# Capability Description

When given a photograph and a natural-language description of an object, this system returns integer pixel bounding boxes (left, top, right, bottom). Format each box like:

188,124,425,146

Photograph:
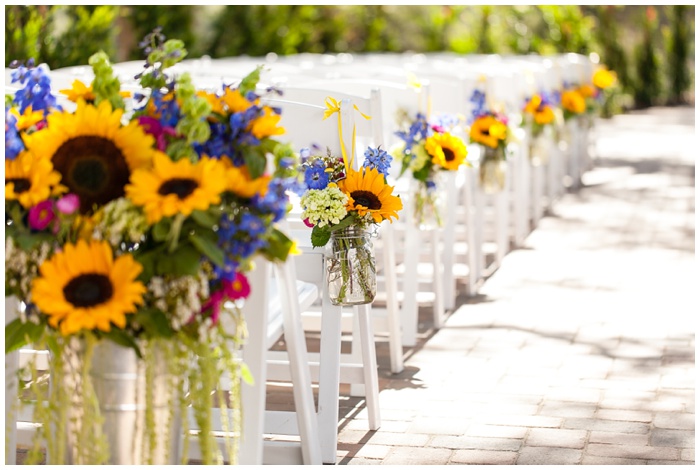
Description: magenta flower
137,116,177,151
303,217,315,228
200,272,252,325
28,200,56,231
228,272,251,300
56,194,80,214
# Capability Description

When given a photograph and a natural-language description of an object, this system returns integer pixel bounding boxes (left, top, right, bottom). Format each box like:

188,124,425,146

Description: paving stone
681,448,695,461
586,443,680,460
516,446,583,464
525,428,588,449
382,447,452,465
595,408,653,422
539,401,597,418
476,414,563,428
563,418,650,434
430,435,522,451
653,412,695,430
650,428,695,448
406,417,469,435
581,455,648,465
464,424,528,439
646,460,694,465
450,449,517,465
589,430,649,446
363,432,430,447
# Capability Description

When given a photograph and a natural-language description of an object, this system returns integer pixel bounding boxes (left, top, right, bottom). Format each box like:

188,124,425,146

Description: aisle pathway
336,107,695,465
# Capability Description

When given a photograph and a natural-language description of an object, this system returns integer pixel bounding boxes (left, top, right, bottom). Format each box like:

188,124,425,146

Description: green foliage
668,5,692,104
89,51,125,110
48,6,118,67
634,7,662,108
5,6,56,66
124,6,195,59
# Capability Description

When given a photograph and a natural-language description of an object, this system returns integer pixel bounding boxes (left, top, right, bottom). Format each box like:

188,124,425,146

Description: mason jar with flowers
391,112,469,229
522,92,558,166
468,90,512,194
298,146,402,306
5,30,297,465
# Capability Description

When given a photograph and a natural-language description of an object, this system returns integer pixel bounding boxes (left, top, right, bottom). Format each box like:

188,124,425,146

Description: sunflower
222,88,257,114
425,132,468,171
22,100,156,214
9,106,45,131
249,106,285,139
5,151,66,208
126,151,227,223
338,167,402,223
197,90,225,116
31,239,146,336
561,90,586,114
470,115,507,149
593,68,616,89
221,158,271,198
59,80,131,103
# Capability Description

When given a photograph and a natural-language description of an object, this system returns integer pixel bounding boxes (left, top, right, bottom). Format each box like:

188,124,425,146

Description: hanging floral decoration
5,28,298,465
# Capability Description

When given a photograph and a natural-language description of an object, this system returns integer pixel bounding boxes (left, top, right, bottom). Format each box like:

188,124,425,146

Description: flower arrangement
5,29,297,465
391,111,468,228
560,85,587,120
468,90,512,192
522,92,559,165
298,145,402,305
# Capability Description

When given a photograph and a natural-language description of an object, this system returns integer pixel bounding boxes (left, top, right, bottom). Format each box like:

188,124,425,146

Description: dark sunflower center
6,178,31,194
442,147,456,161
63,273,114,308
52,136,130,214
480,128,491,137
351,190,382,210
158,178,198,199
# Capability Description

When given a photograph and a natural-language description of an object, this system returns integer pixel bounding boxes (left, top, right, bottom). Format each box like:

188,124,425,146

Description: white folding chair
260,96,383,463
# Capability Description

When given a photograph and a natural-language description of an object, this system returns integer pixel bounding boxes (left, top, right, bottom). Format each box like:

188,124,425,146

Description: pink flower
28,200,56,231
200,273,252,325
138,116,178,151
228,272,251,300
56,194,80,214
303,217,315,228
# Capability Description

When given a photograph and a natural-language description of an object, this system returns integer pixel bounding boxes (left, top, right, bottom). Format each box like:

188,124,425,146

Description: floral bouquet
522,92,558,165
297,146,402,305
591,66,618,118
391,111,468,229
5,29,297,465
560,84,587,121
468,90,513,193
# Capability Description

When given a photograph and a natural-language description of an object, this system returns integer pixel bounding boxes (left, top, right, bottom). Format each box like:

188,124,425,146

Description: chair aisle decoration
4,31,298,465
298,143,403,306
392,111,470,230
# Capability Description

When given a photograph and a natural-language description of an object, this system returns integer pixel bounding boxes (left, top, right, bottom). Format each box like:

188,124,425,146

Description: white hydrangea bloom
300,186,348,228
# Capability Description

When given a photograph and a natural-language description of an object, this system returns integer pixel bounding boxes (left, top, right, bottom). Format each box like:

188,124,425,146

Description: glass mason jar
325,226,376,306
478,145,507,194
529,127,551,166
411,174,447,230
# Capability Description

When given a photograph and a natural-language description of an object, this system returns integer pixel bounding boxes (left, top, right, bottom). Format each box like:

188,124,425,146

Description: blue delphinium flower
468,89,488,123
396,113,429,148
5,109,24,160
11,62,58,114
251,179,289,223
304,159,330,190
362,146,392,176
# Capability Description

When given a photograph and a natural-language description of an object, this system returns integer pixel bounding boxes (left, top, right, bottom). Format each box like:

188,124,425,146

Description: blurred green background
5,5,695,111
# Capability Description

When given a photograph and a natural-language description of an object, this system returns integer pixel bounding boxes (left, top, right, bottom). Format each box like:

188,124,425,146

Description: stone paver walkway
336,107,695,465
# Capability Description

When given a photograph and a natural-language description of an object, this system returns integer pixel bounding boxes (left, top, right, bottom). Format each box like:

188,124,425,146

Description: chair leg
431,229,445,329
380,224,404,374
273,260,322,465
355,304,381,431
317,281,343,464
442,172,458,311
238,261,270,465
401,218,420,347
5,296,19,465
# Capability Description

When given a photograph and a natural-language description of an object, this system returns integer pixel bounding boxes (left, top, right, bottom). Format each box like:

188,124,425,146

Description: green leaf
189,234,225,267
102,329,143,359
238,65,263,96
134,246,164,282
190,209,220,229
242,146,267,179
310,225,331,248
14,233,54,251
134,308,175,339
5,319,45,354
240,362,254,385
156,244,202,276
152,218,171,242
260,227,294,262
328,215,356,233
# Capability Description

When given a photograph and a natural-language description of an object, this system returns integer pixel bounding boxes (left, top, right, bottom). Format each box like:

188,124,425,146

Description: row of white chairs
5,51,595,465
